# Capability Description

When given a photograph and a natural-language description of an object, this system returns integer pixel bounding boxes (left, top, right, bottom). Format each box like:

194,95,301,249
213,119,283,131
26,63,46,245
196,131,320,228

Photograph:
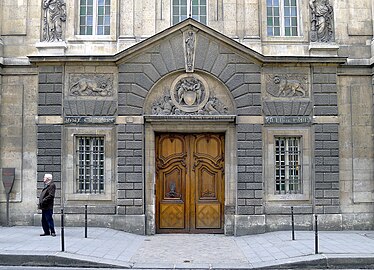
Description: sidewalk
1,226,374,269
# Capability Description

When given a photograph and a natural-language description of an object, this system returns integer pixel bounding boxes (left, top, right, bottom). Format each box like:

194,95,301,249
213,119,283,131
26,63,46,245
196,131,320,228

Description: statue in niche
42,0,66,42
185,31,195,72
309,0,334,42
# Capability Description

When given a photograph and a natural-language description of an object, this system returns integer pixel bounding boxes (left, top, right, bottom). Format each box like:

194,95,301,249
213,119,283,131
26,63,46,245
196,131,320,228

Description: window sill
68,35,115,42
267,193,310,201
66,193,112,201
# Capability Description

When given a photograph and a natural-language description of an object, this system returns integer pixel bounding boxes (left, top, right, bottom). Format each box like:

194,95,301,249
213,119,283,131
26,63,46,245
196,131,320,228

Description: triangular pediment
114,18,264,65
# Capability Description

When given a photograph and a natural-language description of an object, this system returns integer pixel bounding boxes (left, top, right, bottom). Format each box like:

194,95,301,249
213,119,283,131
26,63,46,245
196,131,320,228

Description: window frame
64,127,115,202
274,136,302,194
171,0,207,25
266,0,300,37
69,0,116,41
264,127,311,202
79,0,111,36
75,135,105,194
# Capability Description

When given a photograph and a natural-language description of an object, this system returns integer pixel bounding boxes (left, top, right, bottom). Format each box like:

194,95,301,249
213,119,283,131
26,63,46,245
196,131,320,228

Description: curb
0,254,126,269
1,254,374,269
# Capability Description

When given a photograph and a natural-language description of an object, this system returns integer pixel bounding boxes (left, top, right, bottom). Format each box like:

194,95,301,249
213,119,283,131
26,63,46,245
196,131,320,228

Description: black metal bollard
314,214,318,254
84,204,88,238
61,208,65,252
291,206,295,240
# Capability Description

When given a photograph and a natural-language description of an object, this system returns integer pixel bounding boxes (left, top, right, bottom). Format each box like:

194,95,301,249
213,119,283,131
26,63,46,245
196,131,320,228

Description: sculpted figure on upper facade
42,0,66,42
185,31,195,72
309,0,334,42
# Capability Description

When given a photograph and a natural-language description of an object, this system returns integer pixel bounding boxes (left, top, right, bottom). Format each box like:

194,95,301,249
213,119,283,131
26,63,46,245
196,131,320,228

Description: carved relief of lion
70,78,111,96
273,76,306,97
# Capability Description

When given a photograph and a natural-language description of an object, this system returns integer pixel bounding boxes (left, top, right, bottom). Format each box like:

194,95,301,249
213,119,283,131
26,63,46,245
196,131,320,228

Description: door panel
156,133,224,233
156,134,188,232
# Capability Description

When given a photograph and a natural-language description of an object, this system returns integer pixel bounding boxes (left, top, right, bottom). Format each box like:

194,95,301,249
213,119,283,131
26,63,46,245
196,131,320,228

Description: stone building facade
0,0,373,235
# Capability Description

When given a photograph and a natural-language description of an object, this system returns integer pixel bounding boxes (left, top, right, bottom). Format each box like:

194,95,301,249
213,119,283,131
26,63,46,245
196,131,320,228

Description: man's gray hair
44,173,52,180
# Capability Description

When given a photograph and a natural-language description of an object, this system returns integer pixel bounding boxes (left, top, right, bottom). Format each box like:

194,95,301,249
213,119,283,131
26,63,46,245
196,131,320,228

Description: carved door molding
156,133,225,233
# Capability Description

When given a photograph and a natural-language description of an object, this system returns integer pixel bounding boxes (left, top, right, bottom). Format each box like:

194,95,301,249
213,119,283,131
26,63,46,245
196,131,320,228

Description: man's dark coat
38,182,56,210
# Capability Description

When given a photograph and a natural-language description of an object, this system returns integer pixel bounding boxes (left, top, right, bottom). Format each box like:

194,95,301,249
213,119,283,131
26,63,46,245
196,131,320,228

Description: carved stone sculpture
309,0,334,42
266,74,308,98
184,30,195,72
273,76,306,97
69,75,113,97
42,0,66,42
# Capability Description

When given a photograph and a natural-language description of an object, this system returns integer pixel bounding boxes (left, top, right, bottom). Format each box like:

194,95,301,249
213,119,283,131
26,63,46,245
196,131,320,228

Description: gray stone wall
313,66,339,214
37,66,63,205
314,124,340,214
38,66,63,116
117,124,144,215
313,67,338,116
237,124,263,215
37,124,62,205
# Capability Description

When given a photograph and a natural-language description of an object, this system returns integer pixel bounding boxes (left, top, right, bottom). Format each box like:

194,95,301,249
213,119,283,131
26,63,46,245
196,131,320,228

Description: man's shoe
51,233,56,237
40,233,50,236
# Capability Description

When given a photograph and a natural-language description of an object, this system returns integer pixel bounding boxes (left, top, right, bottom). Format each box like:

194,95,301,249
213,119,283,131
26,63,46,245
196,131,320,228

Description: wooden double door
156,133,225,233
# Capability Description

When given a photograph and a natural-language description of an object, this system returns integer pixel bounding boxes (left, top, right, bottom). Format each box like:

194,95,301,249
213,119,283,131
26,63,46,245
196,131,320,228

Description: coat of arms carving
151,74,228,116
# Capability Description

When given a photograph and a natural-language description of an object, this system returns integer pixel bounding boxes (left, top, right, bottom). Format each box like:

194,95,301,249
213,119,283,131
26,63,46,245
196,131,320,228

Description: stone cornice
28,19,347,66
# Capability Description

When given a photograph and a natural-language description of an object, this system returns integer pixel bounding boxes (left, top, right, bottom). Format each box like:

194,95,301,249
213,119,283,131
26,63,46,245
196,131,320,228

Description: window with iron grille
267,0,299,36
76,136,105,193
275,137,301,194
172,0,207,25
79,0,110,35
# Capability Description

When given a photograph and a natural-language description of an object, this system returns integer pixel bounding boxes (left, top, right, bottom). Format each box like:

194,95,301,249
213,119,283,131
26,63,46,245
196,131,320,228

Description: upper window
267,0,299,36
76,136,105,194
79,0,110,35
275,137,301,194
172,0,207,25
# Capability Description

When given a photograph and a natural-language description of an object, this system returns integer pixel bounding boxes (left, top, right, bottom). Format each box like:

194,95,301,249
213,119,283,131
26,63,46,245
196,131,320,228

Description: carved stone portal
69,74,114,97
151,74,228,116
266,74,308,98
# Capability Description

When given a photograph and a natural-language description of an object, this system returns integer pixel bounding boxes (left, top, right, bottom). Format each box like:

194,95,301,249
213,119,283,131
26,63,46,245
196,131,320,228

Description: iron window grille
172,0,207,25
275,136,302,194
267,0,299,36
79,0,110,35
76,136,105,194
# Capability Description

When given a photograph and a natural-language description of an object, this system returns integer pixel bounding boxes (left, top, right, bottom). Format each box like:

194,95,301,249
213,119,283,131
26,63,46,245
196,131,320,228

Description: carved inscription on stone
69,74,114,97
266,74,308,98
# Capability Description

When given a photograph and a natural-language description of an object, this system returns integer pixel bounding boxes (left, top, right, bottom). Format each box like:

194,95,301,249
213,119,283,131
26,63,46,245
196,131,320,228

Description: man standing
38,173,56,236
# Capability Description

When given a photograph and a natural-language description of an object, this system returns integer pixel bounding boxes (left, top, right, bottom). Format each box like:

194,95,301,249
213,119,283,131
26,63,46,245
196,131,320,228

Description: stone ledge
309,43,339,57
35,41,67,56
144,115,236,122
